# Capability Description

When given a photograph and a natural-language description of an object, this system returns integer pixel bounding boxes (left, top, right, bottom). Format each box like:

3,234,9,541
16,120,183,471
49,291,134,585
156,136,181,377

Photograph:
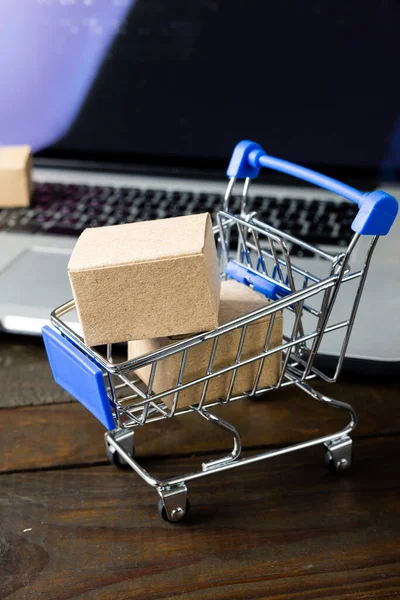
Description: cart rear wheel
158,498,190,523
324,436,352,473
325,450,352,472
106,445,132,469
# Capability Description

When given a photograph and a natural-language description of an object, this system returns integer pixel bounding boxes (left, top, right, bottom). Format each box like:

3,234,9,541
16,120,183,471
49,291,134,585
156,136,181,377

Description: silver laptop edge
1,165,399,365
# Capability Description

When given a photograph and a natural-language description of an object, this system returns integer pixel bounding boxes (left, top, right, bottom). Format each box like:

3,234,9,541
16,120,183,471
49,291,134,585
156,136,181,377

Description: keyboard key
287,224,303,236
118,186,140,196
9,223,41,234
302,234,332,245
45,224,82,236
35,193,52,205
291,244,315,258
338,224,352,237
105,216,119,226
1,181,350,250
251,196,269,210
86,217,109,228
315,223,333,235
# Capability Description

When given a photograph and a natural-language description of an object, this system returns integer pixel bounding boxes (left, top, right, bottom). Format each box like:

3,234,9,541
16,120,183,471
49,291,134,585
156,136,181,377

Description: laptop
0,1,399,369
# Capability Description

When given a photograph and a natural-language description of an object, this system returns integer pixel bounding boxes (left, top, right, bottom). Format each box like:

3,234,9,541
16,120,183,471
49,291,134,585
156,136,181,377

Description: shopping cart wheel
324,436,352,472
105,431,135,470
158,498,190,523
106,445,131,469
158,484,190,523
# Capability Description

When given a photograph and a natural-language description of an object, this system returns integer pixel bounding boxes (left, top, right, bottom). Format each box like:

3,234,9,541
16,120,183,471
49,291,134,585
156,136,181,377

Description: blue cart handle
227,140,398,236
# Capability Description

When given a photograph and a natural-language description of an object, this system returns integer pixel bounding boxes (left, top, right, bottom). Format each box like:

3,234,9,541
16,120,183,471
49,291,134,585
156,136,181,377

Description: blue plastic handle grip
227,140,398,236
42,325,115,430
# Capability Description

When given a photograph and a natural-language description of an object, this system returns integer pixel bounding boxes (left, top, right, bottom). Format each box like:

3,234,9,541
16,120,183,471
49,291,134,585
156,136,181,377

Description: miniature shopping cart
43,140,398,522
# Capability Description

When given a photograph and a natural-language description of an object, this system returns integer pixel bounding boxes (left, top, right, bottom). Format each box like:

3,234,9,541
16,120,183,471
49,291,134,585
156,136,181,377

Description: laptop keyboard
0,182,358,254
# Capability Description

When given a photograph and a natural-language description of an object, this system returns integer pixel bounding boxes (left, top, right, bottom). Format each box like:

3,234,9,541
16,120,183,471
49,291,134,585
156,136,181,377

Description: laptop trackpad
0,247,72,308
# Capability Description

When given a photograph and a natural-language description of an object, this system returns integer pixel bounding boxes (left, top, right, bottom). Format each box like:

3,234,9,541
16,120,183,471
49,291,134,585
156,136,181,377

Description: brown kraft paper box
128,279,283,409
0,145,32,207
68,213,220,346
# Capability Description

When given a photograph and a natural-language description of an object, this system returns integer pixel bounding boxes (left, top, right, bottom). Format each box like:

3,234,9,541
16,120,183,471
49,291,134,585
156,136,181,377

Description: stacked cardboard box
68,213,282,409
128,279,282,409
68,213,220,346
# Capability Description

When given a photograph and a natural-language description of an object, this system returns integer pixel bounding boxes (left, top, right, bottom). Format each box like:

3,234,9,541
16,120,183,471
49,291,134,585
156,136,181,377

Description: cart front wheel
106,445,132,469
158,498,190,523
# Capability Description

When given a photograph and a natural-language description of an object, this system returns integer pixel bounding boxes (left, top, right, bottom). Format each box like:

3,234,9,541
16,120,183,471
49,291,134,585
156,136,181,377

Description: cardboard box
68,213,220,346
0,145,32,207
128,279,283,409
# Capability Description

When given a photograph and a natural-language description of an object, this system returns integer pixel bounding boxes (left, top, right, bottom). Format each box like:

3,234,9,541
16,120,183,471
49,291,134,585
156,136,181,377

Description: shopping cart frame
44,140,398,522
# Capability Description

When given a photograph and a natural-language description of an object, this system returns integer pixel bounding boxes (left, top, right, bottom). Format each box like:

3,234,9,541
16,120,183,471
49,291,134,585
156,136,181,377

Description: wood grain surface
0,335,399,599
0,334,70,408
1,436,399,600
1,375,399,473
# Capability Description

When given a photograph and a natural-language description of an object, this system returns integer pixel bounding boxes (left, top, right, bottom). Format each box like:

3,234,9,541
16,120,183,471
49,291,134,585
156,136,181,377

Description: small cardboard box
128,279,283,409
0,145,32,207
68,213,220,346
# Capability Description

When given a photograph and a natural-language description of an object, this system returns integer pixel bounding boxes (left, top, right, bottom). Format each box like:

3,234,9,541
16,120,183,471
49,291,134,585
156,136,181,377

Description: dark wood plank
0,436,399,599
0,334,70,408
0,402,105,472
1,376,400,473
0,331,398,417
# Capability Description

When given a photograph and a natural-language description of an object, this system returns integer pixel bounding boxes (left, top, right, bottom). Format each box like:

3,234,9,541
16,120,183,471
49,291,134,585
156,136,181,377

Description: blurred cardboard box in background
0,145,32,208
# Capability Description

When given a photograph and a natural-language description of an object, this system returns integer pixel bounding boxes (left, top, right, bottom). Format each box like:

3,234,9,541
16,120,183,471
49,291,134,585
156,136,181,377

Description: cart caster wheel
324,436,352,473
158,498,190,523
324,450,351,472
106,445,132,469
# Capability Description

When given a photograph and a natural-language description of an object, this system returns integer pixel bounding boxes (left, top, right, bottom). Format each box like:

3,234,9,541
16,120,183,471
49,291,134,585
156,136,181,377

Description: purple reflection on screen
0,0,134,151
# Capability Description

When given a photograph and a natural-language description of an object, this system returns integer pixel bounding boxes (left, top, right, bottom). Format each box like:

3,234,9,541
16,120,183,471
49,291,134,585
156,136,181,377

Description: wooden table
1,333,399,599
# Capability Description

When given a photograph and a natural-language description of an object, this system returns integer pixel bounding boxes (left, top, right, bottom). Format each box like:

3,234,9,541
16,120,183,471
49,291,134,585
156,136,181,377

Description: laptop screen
2,1,400,180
